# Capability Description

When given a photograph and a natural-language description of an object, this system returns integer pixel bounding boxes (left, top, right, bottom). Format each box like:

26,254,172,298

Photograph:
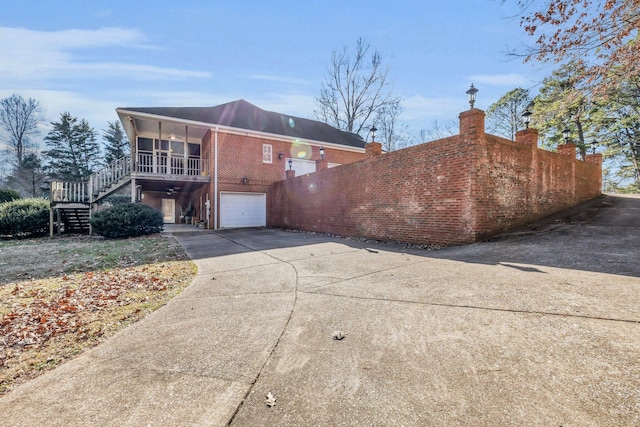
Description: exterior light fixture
242,176,248,184
562,128,570,144
278,152,283,160
466,84,479,109
288,158,293,170
522,108,532,129
370,126,377,143
319,146,325,160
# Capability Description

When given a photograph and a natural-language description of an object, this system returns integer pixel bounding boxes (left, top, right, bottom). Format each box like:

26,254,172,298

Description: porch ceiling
118,111,210,142
136,179,208,194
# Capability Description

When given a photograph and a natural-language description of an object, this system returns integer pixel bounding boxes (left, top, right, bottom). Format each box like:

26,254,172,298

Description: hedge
90,203,164,239
0,198,50,238
0,189,21,204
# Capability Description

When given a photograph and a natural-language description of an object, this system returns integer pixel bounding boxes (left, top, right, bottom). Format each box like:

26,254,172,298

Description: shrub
90,203,164,239
0,198,50,238
100,194,131,206
0,189,21,204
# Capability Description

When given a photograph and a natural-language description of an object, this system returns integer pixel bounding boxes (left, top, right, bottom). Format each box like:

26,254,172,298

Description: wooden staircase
50,155,132,235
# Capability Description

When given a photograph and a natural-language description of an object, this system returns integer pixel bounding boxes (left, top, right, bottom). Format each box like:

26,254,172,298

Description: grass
0,233,197,395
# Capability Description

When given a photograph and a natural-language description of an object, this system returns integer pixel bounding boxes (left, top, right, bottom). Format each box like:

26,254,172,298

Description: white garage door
220,192,266,228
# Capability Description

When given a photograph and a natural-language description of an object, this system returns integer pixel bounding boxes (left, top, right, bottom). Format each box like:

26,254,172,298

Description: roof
120,99,366,149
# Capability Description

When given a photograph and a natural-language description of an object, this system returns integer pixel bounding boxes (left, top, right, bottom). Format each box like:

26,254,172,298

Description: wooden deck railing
136,153,209,176
89,155,132,198
50,152,210,204
50,181,89,203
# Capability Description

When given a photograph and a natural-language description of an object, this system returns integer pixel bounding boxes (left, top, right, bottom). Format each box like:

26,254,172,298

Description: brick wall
268,109,602,246
203,129,365,228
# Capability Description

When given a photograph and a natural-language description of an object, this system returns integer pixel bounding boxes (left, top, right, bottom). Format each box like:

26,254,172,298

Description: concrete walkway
1,194,639,426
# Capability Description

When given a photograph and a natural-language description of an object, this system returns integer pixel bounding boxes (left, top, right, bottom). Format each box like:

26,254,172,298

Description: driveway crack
214,235,300,426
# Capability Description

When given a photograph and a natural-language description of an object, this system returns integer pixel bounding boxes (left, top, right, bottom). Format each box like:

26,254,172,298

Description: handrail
50,152,209,204
89,154,132,199
135,153,209,176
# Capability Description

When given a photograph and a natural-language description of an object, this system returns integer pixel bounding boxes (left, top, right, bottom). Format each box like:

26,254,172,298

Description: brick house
50,101,601,246
114,99,366,229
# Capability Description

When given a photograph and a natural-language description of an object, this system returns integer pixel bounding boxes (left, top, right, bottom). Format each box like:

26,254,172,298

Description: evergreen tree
531,61,591,160
591,74,640,190
102,121,129,164
43,112,100,181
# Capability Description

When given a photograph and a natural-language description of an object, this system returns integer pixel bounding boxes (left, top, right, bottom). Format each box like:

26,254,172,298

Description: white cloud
0,88,127,147
0,26,210,81
469,73,530,87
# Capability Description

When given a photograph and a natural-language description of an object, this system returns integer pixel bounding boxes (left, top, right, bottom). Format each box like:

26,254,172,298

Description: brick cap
515,128,538,146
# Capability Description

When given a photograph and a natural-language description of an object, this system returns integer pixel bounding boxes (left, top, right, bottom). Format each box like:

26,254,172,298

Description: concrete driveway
1,194,639,426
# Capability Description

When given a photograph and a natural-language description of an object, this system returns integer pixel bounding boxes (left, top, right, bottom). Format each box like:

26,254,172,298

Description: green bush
90,203,164,239
0,198,50,238
0,189,21,204
100,194,132,206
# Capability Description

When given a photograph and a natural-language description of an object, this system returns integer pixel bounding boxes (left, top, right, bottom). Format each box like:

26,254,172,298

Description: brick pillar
585,153,603,165
316,159,328,171
585,153,603,194
459,108,485,142
557,143,577,158
286,169,296,179
365,142,382,157
515,128,538,147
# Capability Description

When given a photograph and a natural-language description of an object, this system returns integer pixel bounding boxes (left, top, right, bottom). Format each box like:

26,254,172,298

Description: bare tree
7,152,47,197
486,88,533,140
314,37,401,137
0,94,43,167
422,119,458,141
375,99,412,151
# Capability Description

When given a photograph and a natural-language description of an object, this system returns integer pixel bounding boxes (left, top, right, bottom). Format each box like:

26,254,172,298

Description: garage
220,192,266,228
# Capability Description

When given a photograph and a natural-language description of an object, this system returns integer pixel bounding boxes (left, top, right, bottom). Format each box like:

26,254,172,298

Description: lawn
0,233,197,395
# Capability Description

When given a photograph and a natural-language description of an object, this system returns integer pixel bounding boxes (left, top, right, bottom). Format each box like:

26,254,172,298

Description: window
263,144,273,163
171,140,184,155
138,137,153,152
188,143,201,157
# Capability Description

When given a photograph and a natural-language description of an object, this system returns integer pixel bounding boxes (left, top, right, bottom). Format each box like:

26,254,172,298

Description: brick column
585,153,603,194
585,153,603,165
459,108,485,143
515,128,538,147
557,143,577,158
286,169,296,179
316,159,328,171
365,142,382,157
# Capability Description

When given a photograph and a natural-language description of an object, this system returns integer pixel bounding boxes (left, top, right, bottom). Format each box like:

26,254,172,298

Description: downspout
214,127,219,230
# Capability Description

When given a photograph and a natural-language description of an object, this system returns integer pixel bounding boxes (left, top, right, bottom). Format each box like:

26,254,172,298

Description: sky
0,0,554,147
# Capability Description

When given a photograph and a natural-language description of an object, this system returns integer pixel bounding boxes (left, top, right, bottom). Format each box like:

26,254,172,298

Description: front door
161,199,175,223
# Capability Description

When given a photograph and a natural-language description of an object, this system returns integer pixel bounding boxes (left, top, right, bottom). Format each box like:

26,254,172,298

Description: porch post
131,177,136,202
